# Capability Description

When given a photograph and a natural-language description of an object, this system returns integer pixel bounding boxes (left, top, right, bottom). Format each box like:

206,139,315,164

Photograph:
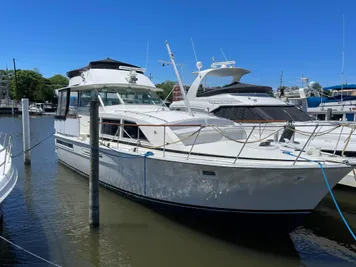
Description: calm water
0,116,355,267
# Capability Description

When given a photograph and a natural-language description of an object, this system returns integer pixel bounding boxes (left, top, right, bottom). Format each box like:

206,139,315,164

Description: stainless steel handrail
96,120,355,165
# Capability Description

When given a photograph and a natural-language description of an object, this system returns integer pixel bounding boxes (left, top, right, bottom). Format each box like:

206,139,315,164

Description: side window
79,91,91,107
101,119,120,136
123,120,148,141
55,88,70,120
317,114,326,120
331,114,343,121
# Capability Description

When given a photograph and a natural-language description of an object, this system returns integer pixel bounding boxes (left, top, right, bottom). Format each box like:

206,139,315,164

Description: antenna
190,37,203,72
190,37,198,63
165,40,193,116
145,40,149,71
158,60,185,82
220,48,228,61
341,14,345,102
280,71,283,87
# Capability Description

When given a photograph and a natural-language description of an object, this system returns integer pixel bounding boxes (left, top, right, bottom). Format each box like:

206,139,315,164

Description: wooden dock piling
89,99,100,227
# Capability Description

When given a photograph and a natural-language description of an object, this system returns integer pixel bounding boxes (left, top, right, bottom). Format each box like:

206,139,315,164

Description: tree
48,74,69,89
10,69,46,101
155,80,176,102
2,69,68,103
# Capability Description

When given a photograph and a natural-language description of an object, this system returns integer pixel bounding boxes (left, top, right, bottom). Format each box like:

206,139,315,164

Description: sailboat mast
165,40,193,116
341,14,345,102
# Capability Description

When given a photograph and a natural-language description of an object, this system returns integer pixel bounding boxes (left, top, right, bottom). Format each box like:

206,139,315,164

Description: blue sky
1,0,355,90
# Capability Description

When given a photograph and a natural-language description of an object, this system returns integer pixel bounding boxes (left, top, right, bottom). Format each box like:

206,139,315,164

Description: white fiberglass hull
338,171,356,188
0,147,18,205
55,135,351,215
241,122,356,188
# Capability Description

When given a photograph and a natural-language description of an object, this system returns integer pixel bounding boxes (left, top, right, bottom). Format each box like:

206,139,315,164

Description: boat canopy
67,58,143,78
197,82,273,97
323,84,356,90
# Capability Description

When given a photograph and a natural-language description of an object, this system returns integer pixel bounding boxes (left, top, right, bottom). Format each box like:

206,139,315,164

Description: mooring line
0,235,62,267
283,151,356,241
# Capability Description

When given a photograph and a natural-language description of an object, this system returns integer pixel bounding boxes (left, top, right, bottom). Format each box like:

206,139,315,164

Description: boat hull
55,135,351,232
0,159,18,205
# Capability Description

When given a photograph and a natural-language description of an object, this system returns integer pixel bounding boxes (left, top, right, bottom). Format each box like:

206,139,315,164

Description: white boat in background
0,133,18,216
53,47,354,233
18,103,44,116
169,59,356,188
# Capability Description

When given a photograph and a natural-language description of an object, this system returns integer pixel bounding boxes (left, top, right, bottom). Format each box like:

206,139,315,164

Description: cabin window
70,92,79,108
101,119,120,136
213,106,312,122
97,88,161,106
331,114,343,121
56,139,73,149
317,114,326,120
79,91,92,107
55,88,70,120
99,92,122,106
123,120,148,141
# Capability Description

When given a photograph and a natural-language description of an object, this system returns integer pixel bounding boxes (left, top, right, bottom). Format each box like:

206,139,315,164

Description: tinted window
101,119,120,136
213,106,312,122
123,120,148,141
55,88,70,119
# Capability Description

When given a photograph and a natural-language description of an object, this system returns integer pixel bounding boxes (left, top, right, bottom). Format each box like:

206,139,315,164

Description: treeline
0,69,69,103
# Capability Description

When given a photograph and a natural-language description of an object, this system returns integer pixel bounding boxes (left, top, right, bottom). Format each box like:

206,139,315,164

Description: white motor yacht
54,54,354,232
169,60,356,188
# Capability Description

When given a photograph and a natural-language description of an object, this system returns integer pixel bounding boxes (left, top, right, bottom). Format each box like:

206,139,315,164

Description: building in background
172,84,190,102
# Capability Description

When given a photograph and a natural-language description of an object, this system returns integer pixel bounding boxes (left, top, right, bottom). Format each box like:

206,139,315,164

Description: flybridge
66,58,145,78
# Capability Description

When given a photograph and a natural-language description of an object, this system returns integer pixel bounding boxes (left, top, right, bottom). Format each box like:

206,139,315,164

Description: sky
1,0,356,90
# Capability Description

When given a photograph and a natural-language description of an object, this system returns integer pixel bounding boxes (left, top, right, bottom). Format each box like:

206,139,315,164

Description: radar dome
309,81,316,87
196,61,203,70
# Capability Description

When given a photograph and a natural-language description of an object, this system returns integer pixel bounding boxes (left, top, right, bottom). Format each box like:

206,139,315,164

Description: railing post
259,122,261,139
293,124,319,165
3,135,8,175
136,126,140,151
234,126,256,164
334,125,344,155
186,126,203,160
163,126,166,157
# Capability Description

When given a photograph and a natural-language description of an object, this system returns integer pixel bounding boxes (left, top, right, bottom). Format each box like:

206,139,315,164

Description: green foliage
0,68,68,103
48,74,69,89
155,80,176,102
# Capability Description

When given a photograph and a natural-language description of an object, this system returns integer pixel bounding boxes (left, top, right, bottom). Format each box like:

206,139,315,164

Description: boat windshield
213,105,313,122
99,88,162,106
75,88,163,107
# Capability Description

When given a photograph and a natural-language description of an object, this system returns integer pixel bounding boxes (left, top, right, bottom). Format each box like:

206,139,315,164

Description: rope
212,125,284,144
11,131,56,158
100,127,203,150
288,125,341,137
0,235,62,267
342,127,356,157
283,151,356,241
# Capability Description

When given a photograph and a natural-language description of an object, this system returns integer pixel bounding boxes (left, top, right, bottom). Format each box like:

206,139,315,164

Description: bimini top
67,58,143,78
323,84,356,90
197,82,273,97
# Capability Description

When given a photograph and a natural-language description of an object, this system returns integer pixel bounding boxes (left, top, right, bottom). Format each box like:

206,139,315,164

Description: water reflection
55,162,301,267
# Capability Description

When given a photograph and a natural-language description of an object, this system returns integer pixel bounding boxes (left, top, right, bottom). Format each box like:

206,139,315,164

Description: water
0,116,355,267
